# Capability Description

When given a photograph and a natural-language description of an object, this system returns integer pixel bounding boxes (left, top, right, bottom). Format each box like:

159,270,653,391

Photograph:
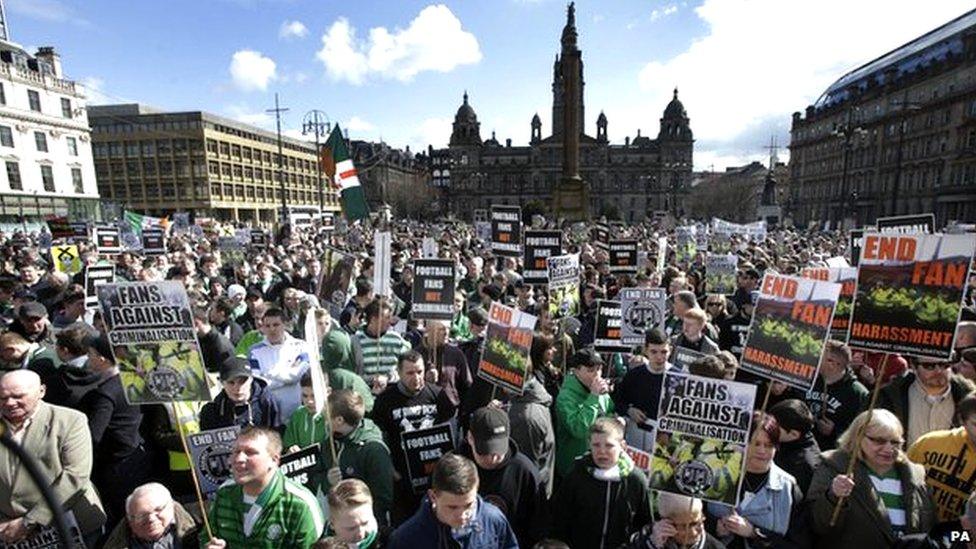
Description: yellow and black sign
51,245,82,274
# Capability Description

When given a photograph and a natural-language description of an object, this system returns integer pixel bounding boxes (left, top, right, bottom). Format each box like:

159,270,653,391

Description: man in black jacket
193,305,235,373
199,356,282,431
463,406,544,547
769,399,821,494
804,340,868,450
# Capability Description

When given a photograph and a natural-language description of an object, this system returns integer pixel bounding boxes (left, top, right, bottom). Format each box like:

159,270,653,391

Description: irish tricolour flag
324,123,369,222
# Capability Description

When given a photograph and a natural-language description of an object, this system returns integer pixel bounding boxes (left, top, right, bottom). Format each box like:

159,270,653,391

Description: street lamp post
266,94,289,225
889,97,923,217
831,108,866,229
302,110,331,216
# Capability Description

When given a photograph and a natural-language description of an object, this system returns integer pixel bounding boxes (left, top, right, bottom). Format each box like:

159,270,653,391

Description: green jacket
202,470,324,548
321,320,357,371
235,330,264,358
328,368,374,414
323,419,394,528
283,406,328,450
554,373,614,479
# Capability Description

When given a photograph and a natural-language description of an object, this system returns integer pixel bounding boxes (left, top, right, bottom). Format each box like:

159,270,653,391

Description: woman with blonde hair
807,408,935,548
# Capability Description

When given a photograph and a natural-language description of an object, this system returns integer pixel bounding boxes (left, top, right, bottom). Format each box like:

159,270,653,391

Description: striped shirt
202,470,324,548
355,329,411,383
869,469,906,533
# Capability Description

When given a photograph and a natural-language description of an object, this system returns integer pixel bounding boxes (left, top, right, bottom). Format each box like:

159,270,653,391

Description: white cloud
224,104,273,127
635,0,974,169
229,50,277,92
650,4,678,22
80,77,113,105
346,116,375,132
279,20,308,40
411,117,453,149
7,0,88,25
316,5,482,85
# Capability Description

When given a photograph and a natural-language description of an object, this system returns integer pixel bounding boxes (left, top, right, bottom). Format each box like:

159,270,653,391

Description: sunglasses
865,435,903,448
706,302,723,307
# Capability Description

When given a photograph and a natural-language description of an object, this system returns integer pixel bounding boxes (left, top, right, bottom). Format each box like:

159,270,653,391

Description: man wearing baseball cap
9,301,52,345
555,348,614,480
463,406,544,547
199,356,281,431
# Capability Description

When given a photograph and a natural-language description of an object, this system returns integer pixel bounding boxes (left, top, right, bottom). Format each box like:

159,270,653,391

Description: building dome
455,91,478,123
664,87,687,119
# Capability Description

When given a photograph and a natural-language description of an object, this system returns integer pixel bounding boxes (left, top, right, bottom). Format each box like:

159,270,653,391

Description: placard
187,426,241,497
619,288,667,346
800,267,857,342
591,224,610,251
651,372,756,506
609,240,638,275
676,226,697,264
671,346,705,371
51,245,82,275
319,248,355,321
740,273,842,390
477,302,537,394
656,237,668,273
523,230,562,284
142,227,166,256
594,299,630,353
422,237,439,259
848,233,975,358
84,265,115,309
877,213,935,235
98,281,212,404
280,443,322,490
250,229,267,248
411,259,456,321
373,231,392,298
849,229,865,267
69,222,89,243
45,216,73,240
705,254,738,295
0,511,83,548
490,205,522,257
402,423,455,493
547,254,580,319
94,225,121,255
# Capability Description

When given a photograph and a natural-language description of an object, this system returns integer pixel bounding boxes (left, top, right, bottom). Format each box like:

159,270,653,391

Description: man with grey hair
0,370,105,545
103,482,201,548
627,493,724,549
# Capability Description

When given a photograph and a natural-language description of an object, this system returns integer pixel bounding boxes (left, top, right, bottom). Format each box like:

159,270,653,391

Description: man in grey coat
507,375,555,495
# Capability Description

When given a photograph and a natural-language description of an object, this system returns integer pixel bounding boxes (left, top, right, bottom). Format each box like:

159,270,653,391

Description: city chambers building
431,4,694,222
788,8,976,230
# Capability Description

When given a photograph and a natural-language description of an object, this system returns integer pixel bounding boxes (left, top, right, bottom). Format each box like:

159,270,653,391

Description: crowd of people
0,214,975,549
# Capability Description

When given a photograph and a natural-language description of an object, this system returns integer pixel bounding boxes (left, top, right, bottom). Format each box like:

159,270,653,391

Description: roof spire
463,90,469,104
673,87,679,100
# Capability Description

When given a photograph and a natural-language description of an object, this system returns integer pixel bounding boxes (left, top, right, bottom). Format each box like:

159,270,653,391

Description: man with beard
8,301,53,345
202,427,323,548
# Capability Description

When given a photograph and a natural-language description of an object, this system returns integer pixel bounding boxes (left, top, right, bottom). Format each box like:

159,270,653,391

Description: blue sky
9,0,975,171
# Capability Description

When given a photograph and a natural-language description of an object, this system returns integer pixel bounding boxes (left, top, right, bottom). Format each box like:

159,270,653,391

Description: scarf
589,450,634,482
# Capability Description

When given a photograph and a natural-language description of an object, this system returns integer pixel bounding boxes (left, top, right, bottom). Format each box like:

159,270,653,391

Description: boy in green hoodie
283,372,329,451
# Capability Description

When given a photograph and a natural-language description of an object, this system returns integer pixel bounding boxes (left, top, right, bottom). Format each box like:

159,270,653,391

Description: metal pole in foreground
267,93,289,225
303,110,331,216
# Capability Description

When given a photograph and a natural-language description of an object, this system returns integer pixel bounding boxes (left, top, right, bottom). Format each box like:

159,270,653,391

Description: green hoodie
554,373,614,479
323,418,394,527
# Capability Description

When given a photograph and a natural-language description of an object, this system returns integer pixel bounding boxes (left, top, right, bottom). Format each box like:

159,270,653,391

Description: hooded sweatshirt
386,495,517,549
199,377,282,431
508,377,555,487
551,452,651,549
324,419,395,528
45,359,101,409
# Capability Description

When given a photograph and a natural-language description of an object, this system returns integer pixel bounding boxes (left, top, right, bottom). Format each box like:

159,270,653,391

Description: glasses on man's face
671,518,705,531
918,362,952,371
865,435,903,448
128,501,171,524
706,302,722,307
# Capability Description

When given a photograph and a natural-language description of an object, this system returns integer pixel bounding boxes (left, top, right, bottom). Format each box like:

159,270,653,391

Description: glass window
61,98,72,118
35,132,48,152
27,90,41,112
66,136,78,156
0,83,5,105
41,165,55,192
5,161,21,190
0,126,12,148
71,168,83,193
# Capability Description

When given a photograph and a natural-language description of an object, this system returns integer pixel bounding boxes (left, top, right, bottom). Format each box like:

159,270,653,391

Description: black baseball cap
470,406,510,455
467,307,489,326
219,356,253,382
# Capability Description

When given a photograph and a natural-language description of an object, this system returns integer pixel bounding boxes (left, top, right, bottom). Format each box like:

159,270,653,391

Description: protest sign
50,245,82,275
94,225,121,255
373,231,392,298
280,444,322,491
319,248,355,320
402,423,456,493
320,211,335,231
710,232,732,254
619,288,667,346
422,237,439,259
801,267,857,341
625,446,653,476
187,426,240,497
98,281,212,404
547,253,580,319
705,254,738,295
0,511,84,549
656,237,668,273
172,212,190,229
233,229,251,247
671,347,705,372
594,299,630,353
651,372,756,506
849,229,865,267
411,259,456,321
475,221,491,242
490,205,522,257
609,240,638,275
477,302,537,393
591,224,610,250
676,226,697,264
741,273,842,390
877,213,935,235
849,233,976,358
250,229,267,248
45,216,73,240
523,230,562,284
142,227,166,256
473,209,488,223
69,222,89,242
84,264,115,308
217,236,245,266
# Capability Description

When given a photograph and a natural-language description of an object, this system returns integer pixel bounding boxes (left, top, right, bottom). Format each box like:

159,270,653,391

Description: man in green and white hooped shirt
202,426,324,548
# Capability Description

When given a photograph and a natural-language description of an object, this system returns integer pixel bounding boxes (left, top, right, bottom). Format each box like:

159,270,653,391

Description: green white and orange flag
324,124,369,222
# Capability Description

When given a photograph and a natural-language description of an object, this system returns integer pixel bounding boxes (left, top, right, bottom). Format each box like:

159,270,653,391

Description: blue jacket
387,495,518,549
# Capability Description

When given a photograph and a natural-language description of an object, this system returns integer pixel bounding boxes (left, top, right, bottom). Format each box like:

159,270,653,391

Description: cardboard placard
84,265,115,309
594,299,630,353
800,267,857,342
402,423,455,493
187,426,241,497
280,443,322,491
142,227,166,256
94,225,121,255
609,240,638,275
490,205,522,257
411,259,456,321
51,245,82,275
705,254,738,295
523,230,562,284
547,254,580,319
477,302,537,394
877,213,935,235
619,288,667,346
